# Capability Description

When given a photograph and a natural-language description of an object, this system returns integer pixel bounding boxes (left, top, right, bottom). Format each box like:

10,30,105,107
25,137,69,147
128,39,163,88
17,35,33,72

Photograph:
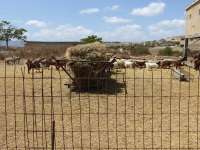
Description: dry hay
65,42,111,61
65,42,114,90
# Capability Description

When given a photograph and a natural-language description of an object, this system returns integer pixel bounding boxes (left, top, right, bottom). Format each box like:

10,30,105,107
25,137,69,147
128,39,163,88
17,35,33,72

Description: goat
193,52,200,60
173,59,183,69
26,57,45,73
145,62,159,70
134,60,146,68
160,59,174,69
50,56,67,70
113,59,125,69
194,59,200,70
5,56,20,65
124,60,134,68
160,59,183,69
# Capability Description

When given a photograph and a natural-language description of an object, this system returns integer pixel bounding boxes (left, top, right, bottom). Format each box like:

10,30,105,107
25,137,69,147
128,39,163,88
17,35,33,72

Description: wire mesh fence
0,61,200,149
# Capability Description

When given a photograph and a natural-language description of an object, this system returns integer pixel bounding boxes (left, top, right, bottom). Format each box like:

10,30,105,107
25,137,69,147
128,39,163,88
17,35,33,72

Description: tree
0,20,27,50
81,35,102,44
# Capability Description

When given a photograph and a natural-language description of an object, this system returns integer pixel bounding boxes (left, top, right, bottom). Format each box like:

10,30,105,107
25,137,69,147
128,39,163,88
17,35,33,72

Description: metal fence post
51,121,55,150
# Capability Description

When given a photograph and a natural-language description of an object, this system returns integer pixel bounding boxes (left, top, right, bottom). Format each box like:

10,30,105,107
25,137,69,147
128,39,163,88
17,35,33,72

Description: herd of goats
4,52,200,74
5,56,67,73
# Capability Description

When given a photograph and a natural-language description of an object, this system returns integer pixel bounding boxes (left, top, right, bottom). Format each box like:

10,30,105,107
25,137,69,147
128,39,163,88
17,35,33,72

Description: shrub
129,44,150,56
105,44,150,56
159,47,173,56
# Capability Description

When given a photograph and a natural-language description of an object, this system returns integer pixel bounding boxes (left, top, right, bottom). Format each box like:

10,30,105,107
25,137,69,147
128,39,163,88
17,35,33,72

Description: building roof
186,0,200,11
25,41,81,45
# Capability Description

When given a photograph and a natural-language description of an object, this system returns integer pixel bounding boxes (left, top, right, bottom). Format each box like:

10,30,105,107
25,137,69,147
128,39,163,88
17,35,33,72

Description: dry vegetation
0,63,200,149
0,45,67,60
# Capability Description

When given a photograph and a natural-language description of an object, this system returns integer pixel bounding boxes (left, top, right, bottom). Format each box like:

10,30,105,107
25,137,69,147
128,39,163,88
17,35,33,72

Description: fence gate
0,63,200,149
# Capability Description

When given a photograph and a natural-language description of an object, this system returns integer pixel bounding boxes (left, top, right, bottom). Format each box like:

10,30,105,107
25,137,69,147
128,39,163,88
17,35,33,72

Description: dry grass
0,63,200,149
0,45,67,60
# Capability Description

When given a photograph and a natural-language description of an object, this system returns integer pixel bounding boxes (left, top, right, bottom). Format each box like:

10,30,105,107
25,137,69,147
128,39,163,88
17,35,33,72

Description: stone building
186,0,200,37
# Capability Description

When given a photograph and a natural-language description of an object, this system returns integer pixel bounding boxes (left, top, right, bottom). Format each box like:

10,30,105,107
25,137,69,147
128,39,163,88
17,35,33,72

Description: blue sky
0,0,193,42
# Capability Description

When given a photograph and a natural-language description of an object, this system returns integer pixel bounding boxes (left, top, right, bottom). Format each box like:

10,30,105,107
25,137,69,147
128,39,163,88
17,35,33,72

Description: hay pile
65,42,114,90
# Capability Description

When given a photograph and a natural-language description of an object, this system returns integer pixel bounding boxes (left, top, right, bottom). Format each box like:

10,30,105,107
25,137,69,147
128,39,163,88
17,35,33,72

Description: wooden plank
183,61,195,68
171,68,188,81
186,34,200,39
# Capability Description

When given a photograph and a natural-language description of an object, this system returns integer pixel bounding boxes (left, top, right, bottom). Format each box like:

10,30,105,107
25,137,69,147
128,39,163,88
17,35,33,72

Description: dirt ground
0,63,200,149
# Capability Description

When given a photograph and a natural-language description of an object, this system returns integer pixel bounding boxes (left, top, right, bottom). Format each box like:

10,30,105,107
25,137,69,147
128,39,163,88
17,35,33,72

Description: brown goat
50,56,67,70
194,59,200,70
134,60,145,68
26,57,45,73
160,59,183,69
173,59,183,69
5,56,20,65
160,60,174,69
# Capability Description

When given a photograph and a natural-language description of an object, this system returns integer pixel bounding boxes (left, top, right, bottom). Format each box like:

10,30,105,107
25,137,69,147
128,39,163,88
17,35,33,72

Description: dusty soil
0,63,200,149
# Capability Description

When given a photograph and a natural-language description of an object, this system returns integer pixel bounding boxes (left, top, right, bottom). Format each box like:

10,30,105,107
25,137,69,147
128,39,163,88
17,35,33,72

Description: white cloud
27,22,145,42
25,18,184,42
80,8,100,15
97,24,145,42
29,25,93,41
103,16,131,24
131,2,165,16
149,19,185,38
26,20,47,28
111,5,120,11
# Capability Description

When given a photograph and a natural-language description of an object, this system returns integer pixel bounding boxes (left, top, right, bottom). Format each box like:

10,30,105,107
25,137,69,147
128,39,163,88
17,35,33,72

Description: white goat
113,59,125,68
124,60,134,68
145,62,159,70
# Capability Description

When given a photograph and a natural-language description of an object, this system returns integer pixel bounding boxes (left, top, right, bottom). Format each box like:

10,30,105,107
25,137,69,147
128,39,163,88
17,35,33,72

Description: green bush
129,45,150,56
159,47,173,56
106,44,150,56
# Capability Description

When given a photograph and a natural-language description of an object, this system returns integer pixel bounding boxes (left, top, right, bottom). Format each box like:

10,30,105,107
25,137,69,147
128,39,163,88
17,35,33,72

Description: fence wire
0,62,200,149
